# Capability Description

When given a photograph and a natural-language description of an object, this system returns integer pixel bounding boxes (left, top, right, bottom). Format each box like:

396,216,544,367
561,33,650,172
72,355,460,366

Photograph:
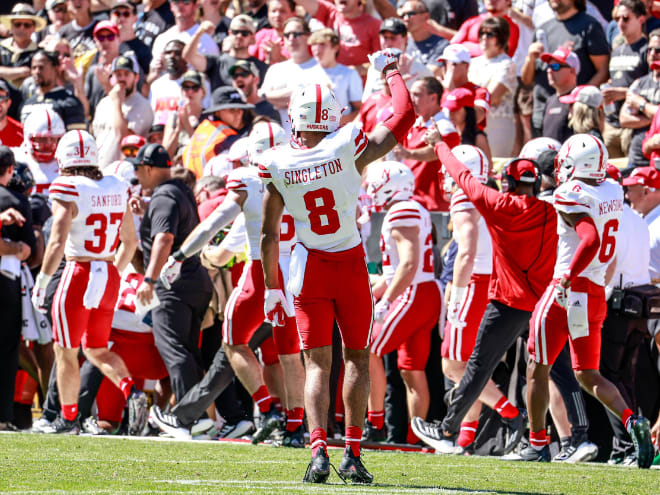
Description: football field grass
0,433,658,494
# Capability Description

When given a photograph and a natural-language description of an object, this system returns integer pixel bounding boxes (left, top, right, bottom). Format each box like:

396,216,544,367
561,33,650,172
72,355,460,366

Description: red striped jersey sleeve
352,126,369,159
386,203,422,228
49,178,79,202
553,183,592,215
450,189,475,214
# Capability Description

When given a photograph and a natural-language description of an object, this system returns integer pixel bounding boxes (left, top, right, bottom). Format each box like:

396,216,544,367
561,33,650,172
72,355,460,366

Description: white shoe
213,419,255,439
149,405,191,440
31,416,53,433
410,417,459,454
191,418,215,437
567,441,598,463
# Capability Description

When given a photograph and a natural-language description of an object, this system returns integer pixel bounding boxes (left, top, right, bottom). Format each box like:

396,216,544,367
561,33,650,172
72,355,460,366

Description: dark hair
32,49,60,67
617,0,647,17
282,16,310,33
61,166,103,181
418,76,443,103
460,107,479,146
478,16,510,53
574,0,586,12
171,166,196,189
0,146,15,177
269,0,296,12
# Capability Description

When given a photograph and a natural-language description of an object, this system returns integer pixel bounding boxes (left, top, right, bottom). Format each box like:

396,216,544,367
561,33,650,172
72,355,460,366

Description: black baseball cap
206,86,254,114
229,60,258,77
132,143,172,168
379,17,407,35
181,70,203,86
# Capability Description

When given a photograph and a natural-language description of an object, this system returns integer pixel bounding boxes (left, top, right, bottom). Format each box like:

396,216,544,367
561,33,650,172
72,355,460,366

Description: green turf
0,433,657,494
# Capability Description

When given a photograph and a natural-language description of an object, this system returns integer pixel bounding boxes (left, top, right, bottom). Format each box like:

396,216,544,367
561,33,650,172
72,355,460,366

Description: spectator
38,0,71,43
451,0,520,58
622,166,660,281
133,0,174,50
400,0,448,75
20,50,86,130
540,47,579,144
521,0,610,137
249,0,297,64
182,86,253,178
259,17,320,132
162,70,208,158
425,0,479,32
560,85,605,141
111,0,152,75
443,87,492,162
58,0,100,60
147,123,164,144
184,17,268,92
0,4,45,87
625,31,660,169
0,146,34,431
229,60,280,122
397,76,459,211
362,17,432,101
437,44,491,129
359,75,393,134
199,0,231,48
84,21,122,119
295,0,381,72
0,80,23,148
150,0,219,75
92,55,154,169
246,0,272,31
133,143,213,411
602,0,648,158
308,28,363,125
467,17,517,157
150,40,211,126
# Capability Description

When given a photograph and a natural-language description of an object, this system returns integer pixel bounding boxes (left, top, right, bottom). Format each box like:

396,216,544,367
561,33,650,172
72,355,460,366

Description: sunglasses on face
52,6,68,13
12,21,35,29
0,95,9,102
231,70,251,78
548,62,570,71
112,9,132,18
231,29,252,37
283,31,306,39
122,147,139,157
479,31,497,38
400,11,421,18
172,0,195,4
182,84,201,91
614,15,630,23
650,47,660,54
95,33,117,42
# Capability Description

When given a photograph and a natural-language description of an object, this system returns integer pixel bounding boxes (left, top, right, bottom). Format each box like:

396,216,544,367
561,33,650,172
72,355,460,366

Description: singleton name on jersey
283,159,343,186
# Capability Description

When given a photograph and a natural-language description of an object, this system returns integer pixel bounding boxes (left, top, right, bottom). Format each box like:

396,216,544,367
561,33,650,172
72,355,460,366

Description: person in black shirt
20,50,86,130
111,0,153,74
246,0,271,31
134,0,175,49
540,47,579,144
0,4,45,88
57,0,99,60
0,146,35,430
602,0,649,158
134,144,213,404
229,60,280,123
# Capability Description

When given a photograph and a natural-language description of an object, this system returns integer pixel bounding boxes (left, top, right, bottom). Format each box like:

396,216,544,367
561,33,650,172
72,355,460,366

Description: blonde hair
568,101,605,134
308,28,339,46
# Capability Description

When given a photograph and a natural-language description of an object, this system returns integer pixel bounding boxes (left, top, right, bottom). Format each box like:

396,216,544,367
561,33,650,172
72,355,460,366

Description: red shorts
222,260,299,355
51,261,120,349
441,273,490,362
294,244,373,350
528,278,607,371
371,280,440,370
96,329,169,422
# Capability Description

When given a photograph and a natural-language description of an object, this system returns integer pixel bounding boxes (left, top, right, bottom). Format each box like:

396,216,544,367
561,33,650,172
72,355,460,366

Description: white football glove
32,272,51,314
554,282,569,309
160,255,182,289
264,288,293,327
447,286,467,330
368,49,400,73
374,298,391,323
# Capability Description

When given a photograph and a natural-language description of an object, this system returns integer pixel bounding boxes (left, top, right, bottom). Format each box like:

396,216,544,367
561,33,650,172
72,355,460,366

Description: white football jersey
450,190,492,275
225,167,296,260
13,147,59,195
380,200,435,285
112,265,151,333
258,124,367,252
553,179,624,286
49,174,128,258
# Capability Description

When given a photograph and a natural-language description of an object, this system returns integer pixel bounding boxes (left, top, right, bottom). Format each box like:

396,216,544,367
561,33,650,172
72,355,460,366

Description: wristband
144,277,157,285
35,272,52,290
173,250,186,262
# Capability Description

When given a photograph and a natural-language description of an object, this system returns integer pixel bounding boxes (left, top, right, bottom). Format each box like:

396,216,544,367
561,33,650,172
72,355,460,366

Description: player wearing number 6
31,130,148,435
259,50,415,484
525,134,654,468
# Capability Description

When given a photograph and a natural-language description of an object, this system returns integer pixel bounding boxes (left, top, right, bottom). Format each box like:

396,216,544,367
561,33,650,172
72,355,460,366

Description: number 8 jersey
49,174,128,258
552,179,624,286
257,123,368,252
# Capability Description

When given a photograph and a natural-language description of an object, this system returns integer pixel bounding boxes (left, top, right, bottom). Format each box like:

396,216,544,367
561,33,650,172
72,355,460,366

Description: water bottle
600,83,616,116
536,29,547,52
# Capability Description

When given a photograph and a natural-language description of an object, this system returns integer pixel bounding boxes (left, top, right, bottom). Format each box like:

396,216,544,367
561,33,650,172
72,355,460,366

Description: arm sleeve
382,70,415,142
565,216,600,282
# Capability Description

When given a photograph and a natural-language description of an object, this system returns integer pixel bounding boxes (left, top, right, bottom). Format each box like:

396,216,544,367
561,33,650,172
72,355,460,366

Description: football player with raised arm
258,50,415,483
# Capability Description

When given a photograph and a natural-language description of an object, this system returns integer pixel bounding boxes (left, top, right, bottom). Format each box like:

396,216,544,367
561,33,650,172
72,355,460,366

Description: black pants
442,300,531,434
172,323,272,427
152,283,212,402
550,344,589,436
42,358,104,421
0,275,22,423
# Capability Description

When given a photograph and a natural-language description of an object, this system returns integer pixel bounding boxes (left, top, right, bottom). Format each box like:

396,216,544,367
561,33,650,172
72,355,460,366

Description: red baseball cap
121,134,146,149
606,164,622,183
622,166,660,188
540,46,581,73
442,87,474,112
93,20,119,37
506,158,538,183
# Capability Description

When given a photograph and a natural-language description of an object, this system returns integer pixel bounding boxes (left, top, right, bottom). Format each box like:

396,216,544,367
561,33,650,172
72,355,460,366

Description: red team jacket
437,143,558,312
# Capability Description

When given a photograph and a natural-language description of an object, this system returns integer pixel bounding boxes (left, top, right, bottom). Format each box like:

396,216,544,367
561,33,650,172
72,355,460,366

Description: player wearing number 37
31,130,148,435
258,50,415,484
524,134,654,467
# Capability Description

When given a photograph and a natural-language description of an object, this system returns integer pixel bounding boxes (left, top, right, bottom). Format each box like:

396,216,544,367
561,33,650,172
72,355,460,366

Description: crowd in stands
2,0,660,473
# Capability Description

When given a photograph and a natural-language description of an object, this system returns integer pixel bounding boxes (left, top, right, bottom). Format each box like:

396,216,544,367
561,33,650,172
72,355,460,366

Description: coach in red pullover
416,138,558,446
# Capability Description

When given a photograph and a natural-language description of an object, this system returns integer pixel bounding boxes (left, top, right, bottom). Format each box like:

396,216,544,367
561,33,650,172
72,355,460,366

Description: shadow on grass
323,481,553,494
